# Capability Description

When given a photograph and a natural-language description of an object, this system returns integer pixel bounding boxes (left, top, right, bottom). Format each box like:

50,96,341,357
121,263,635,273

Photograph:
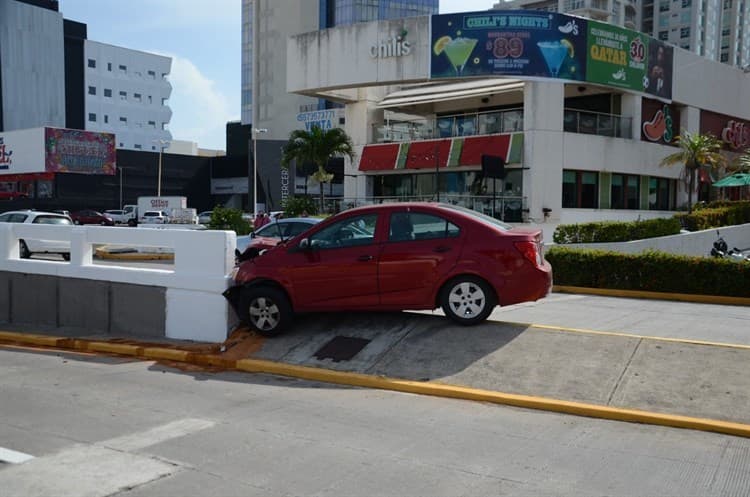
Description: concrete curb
1,331,750,439
553,285,750,306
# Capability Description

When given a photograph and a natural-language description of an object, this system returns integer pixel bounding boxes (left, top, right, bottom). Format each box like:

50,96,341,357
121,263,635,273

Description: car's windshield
441,204,512,231
33,215,72,225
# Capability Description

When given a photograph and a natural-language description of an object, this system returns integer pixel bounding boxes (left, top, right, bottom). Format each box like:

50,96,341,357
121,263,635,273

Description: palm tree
281,126,355,213
659,131,725,213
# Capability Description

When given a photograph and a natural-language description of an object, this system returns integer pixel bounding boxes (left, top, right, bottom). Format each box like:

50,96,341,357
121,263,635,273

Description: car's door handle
357,255,374,262
433,246,451,253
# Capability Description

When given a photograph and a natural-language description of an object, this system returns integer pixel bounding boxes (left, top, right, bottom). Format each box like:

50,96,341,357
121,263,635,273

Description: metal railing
372,108,524,143
563,109,632,139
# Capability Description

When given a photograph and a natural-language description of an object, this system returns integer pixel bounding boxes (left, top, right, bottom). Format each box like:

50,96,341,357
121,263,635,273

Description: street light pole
153,139,170,196
252,127,268,216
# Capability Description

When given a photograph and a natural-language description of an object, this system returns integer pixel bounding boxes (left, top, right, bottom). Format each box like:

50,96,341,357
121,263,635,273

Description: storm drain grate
314,336,371,362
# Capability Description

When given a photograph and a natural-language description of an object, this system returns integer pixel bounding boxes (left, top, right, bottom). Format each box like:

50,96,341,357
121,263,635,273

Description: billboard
431,11,673,99
45,128,116,175
431,11,587,81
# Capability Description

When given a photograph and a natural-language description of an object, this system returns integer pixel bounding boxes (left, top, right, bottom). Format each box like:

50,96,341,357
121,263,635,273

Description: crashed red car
224,202,552,336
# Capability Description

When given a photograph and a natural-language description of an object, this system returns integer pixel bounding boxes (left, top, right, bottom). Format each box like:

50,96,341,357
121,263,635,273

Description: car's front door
378,210,463,307
285,213,380,310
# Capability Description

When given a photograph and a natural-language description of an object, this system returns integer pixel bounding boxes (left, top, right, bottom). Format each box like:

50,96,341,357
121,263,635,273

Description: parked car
225,202,552,336
140,210,170,224
198,211,213,224
71,209,114,226
236,217,321,255
104,209,130,224
0,210,72,260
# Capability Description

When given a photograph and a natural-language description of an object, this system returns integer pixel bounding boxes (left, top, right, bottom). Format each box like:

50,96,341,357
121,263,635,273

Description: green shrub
283,195,317,217
553,218,681,244
546,247,750,297
207,206,252,235
675,201,750,231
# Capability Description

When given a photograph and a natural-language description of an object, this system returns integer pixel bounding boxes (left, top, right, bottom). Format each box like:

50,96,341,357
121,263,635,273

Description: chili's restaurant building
286,10,750,235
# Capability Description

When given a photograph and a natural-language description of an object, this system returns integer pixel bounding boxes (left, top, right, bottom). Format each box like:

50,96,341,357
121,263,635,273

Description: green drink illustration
537,40,569,78
442,37,478,76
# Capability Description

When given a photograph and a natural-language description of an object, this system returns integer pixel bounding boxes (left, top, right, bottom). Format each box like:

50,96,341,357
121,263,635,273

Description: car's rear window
441,204,512,231
33,215,72,225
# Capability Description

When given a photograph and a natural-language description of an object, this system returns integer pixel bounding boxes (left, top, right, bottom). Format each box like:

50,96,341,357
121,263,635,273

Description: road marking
98,417,215,452
0,447,34,464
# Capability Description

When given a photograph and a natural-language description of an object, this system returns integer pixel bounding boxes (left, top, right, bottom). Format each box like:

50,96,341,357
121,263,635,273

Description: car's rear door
284,213,380,310
378,209,463,307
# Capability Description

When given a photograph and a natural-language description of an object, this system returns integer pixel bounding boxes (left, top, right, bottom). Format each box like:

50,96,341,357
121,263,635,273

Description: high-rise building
240,0,438,211
495,0,750,68
0,0,173,151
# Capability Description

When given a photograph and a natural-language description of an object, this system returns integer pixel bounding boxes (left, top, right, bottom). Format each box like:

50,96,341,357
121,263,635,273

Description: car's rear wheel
238,286,293,336
440,276,496,326
19,240,30,259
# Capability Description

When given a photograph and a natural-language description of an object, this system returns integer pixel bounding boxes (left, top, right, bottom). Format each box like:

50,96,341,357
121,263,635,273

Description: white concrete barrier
0,224,237,342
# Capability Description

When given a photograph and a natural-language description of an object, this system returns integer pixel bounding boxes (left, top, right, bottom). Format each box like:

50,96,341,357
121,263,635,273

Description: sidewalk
2,293,750,438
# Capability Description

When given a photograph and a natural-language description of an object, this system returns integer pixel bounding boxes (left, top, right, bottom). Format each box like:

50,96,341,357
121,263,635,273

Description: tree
659,131,725,213
281,126,355,213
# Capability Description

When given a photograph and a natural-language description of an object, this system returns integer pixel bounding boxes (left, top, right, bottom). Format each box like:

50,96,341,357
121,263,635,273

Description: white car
104,209,130,224
0,210,72,260
140,210,170,224
198,211,213,224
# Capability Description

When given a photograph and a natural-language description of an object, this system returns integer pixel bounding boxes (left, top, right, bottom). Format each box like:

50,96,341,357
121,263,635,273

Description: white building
285,11,750,239
83,40,173,152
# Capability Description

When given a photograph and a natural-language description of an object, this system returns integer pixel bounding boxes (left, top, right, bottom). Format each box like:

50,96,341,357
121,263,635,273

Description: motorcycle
710,231,750,262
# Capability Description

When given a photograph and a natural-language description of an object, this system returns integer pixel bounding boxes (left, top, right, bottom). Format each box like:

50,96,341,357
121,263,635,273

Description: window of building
119,91,127,100
681,11,692,22
107,62,112,71
119,142,124,147
87,59,96,68
88,86,96,95
681,27,691,38
134,93,142,102
162,98,168,105
119,64,127,73
659,0,670,11
682,0,691,6
649,177,674,210
659,14,670,27
721,52,730,61
104,115,109,124
659,30,669,40
148,70,156,79
134,144,142,150
119,117,127,124
562,170,598,208
611,174,639,209
148,120,156,128
88,113,96,122
104,88,112,97
148,95,153,104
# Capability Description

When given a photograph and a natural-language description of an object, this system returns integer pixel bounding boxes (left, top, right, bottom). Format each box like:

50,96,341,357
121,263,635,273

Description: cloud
165,55,239,150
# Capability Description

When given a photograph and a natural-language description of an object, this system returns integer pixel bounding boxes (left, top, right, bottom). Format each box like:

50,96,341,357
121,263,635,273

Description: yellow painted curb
553,285,750,306
86,342,142,356
234,358,750,439
0,331,62,347
141,347,192,362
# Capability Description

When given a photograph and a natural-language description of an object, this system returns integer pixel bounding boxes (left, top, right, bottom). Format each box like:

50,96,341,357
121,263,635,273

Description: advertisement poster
431,11,587,82
45,128,116,175
585,20,647,92
643,39,673,99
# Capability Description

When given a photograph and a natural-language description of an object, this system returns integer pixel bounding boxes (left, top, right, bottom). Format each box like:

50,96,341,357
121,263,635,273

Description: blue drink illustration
537,41,569,78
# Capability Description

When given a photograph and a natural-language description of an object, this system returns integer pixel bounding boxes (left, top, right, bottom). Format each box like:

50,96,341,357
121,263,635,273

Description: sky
58,0,500,151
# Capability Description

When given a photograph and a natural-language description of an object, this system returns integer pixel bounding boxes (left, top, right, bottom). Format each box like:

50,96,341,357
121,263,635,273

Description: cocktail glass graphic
537,40,569,78
442,37,478,76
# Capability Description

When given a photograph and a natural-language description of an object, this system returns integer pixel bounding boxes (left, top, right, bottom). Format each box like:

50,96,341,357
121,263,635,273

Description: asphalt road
1,346,749,497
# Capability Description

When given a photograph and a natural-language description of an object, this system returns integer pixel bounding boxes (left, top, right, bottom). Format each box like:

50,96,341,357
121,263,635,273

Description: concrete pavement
1,291,750,438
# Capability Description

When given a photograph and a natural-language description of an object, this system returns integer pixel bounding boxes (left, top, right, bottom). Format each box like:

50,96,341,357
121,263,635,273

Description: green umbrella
712,173,750,187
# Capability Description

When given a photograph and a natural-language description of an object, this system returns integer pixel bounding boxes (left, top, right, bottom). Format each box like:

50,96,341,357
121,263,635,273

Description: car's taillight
514,241,542,268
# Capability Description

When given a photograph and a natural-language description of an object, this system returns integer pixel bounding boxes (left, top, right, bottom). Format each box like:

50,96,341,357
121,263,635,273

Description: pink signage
45,128,116,175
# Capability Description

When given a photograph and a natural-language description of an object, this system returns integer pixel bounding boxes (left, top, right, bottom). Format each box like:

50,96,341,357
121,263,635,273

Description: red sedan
224,202,552,336
70,210,114,226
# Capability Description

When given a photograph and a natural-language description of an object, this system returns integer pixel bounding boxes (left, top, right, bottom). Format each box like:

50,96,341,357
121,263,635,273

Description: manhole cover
314,336,371,362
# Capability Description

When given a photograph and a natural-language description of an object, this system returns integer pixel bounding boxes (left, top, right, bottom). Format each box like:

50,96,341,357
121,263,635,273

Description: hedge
675,201,750,231
546,247,750,297
553,218,682,244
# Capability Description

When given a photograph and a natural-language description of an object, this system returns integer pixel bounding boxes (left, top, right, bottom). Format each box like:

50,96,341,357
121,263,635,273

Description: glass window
119,64,127,72
649,177,673,210
87,59,96,68
104,88,112,97
389,212,460,242
119,91,127,100
562,170,599,208
88,86,96,95
611,173,639,209
104,115,109,124
107,62,112,71
309,214,378,249
88,113,96,122
681,27,691,38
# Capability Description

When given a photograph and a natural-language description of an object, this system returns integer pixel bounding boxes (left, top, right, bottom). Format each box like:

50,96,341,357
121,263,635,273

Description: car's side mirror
234,248,241,258
250,232,256,238
298,238,310,250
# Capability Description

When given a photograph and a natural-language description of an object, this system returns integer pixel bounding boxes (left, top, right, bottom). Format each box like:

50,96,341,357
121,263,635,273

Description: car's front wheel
238,285,293,336
440,276,496,326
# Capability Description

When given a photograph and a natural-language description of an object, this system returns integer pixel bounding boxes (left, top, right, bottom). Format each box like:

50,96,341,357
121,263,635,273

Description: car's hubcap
448,282,485,318
249,297,280,331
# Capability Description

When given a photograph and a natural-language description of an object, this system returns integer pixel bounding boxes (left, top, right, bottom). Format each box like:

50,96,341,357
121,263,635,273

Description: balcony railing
373,108,524,143
564,109,632,139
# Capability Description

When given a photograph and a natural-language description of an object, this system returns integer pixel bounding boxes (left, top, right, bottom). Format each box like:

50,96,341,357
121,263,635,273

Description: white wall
0,128,45,174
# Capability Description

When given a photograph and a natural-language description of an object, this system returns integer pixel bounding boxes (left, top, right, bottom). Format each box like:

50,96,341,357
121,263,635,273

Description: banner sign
641,98,680,144
431,10,673,99
45,128,116,175
431,11,587,81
